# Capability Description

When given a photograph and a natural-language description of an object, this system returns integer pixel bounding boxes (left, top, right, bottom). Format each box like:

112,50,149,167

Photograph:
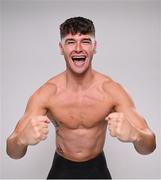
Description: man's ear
93,40,97,54
59,42,64,55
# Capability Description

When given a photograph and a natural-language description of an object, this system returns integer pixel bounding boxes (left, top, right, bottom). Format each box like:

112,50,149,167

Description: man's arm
104,81,156,155
6,83,56,159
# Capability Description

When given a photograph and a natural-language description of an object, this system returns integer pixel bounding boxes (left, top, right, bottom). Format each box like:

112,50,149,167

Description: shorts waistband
54,151,106,168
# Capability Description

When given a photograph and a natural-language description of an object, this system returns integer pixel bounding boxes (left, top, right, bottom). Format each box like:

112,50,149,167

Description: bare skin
48,71,113,161
7,33,156,161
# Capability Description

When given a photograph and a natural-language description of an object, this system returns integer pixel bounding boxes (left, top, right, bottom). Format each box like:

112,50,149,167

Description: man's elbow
6,137,26,159
147,132,156,154
6,149,25,160
134,131,156,155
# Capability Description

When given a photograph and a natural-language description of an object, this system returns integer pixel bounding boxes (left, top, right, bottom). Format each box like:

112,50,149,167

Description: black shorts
47,151,112,179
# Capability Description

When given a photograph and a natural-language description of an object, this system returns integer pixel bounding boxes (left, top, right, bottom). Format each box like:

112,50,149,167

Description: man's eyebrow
64,38,93,43
65,38,75,42
82,38,92,41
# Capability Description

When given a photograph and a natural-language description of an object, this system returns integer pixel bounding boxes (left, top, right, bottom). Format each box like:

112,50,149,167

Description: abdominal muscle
55,121,107,162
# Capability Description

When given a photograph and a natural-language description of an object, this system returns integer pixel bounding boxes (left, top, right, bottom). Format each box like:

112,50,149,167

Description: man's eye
82,41,91,44
67,41,75,44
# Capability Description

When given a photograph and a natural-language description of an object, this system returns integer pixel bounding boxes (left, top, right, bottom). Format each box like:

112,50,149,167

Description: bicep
113,84,148,129
24,92,47,116
15,89,48,132
24,82,56,116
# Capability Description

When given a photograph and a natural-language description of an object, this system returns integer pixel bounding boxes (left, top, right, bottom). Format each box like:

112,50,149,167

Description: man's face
59,33,96,75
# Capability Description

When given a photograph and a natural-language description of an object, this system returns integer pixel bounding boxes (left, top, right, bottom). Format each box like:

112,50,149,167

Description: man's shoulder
100,75,133,106
102,79,125,96
40,72,65,94
94,70,119,88
32,72,65,99
93,70,126,99
93,70,112,82
103,79,122,91
95,72,124,96
48,71,65,83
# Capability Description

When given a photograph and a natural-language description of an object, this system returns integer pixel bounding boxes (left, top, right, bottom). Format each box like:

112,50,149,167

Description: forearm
6,133,28,159
133,129,156,155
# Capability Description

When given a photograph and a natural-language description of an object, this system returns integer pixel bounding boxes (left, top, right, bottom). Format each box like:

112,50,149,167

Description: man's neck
65,69,95,91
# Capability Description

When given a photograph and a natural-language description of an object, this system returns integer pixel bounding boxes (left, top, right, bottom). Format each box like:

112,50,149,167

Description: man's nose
75,43,82,52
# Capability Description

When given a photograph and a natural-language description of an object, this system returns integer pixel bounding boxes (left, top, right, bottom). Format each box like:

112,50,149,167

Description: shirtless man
7,17,156,179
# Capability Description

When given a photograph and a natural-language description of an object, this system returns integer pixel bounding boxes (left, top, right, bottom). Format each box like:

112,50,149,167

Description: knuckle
45,130,49,135
117,120,122,126
44,124,48,128
116,127,121,134
34,131,41,140
111,132,116,137
46,129,49,134
31,119,37,127
41,135,47,141
119,113,124,118
33,126,39,133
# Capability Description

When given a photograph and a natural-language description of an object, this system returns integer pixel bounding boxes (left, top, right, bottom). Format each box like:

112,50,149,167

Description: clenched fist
105,112,138,142
18,116,50,146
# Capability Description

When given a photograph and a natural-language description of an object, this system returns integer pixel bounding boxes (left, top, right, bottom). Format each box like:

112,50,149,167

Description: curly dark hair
60,17,95,39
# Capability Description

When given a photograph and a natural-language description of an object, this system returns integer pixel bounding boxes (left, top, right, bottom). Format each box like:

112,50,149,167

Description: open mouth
72,55,86,62
71,55,87,67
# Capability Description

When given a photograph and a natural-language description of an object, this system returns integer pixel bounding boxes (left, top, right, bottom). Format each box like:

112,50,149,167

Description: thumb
44,117,50,124
105,115,110,121
40,116,50,124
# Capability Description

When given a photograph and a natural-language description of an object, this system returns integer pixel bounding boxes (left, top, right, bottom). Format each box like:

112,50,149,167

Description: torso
45,70,115,161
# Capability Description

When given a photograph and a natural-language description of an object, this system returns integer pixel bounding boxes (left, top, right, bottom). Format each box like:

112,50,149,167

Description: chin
72,67,91,75
72,70,87,76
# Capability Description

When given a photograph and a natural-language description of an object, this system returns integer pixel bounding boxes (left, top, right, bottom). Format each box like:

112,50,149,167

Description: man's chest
48,90,114,128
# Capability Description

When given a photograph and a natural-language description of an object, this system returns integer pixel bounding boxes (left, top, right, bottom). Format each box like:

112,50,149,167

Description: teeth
72,55,86,58
72,55,86,61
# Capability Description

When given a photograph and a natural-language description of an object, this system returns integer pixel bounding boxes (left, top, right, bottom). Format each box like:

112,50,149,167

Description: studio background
1,0,160,178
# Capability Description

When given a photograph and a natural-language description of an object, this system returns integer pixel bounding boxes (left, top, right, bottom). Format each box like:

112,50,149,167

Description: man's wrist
15,133,27,147
132,128,142,144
